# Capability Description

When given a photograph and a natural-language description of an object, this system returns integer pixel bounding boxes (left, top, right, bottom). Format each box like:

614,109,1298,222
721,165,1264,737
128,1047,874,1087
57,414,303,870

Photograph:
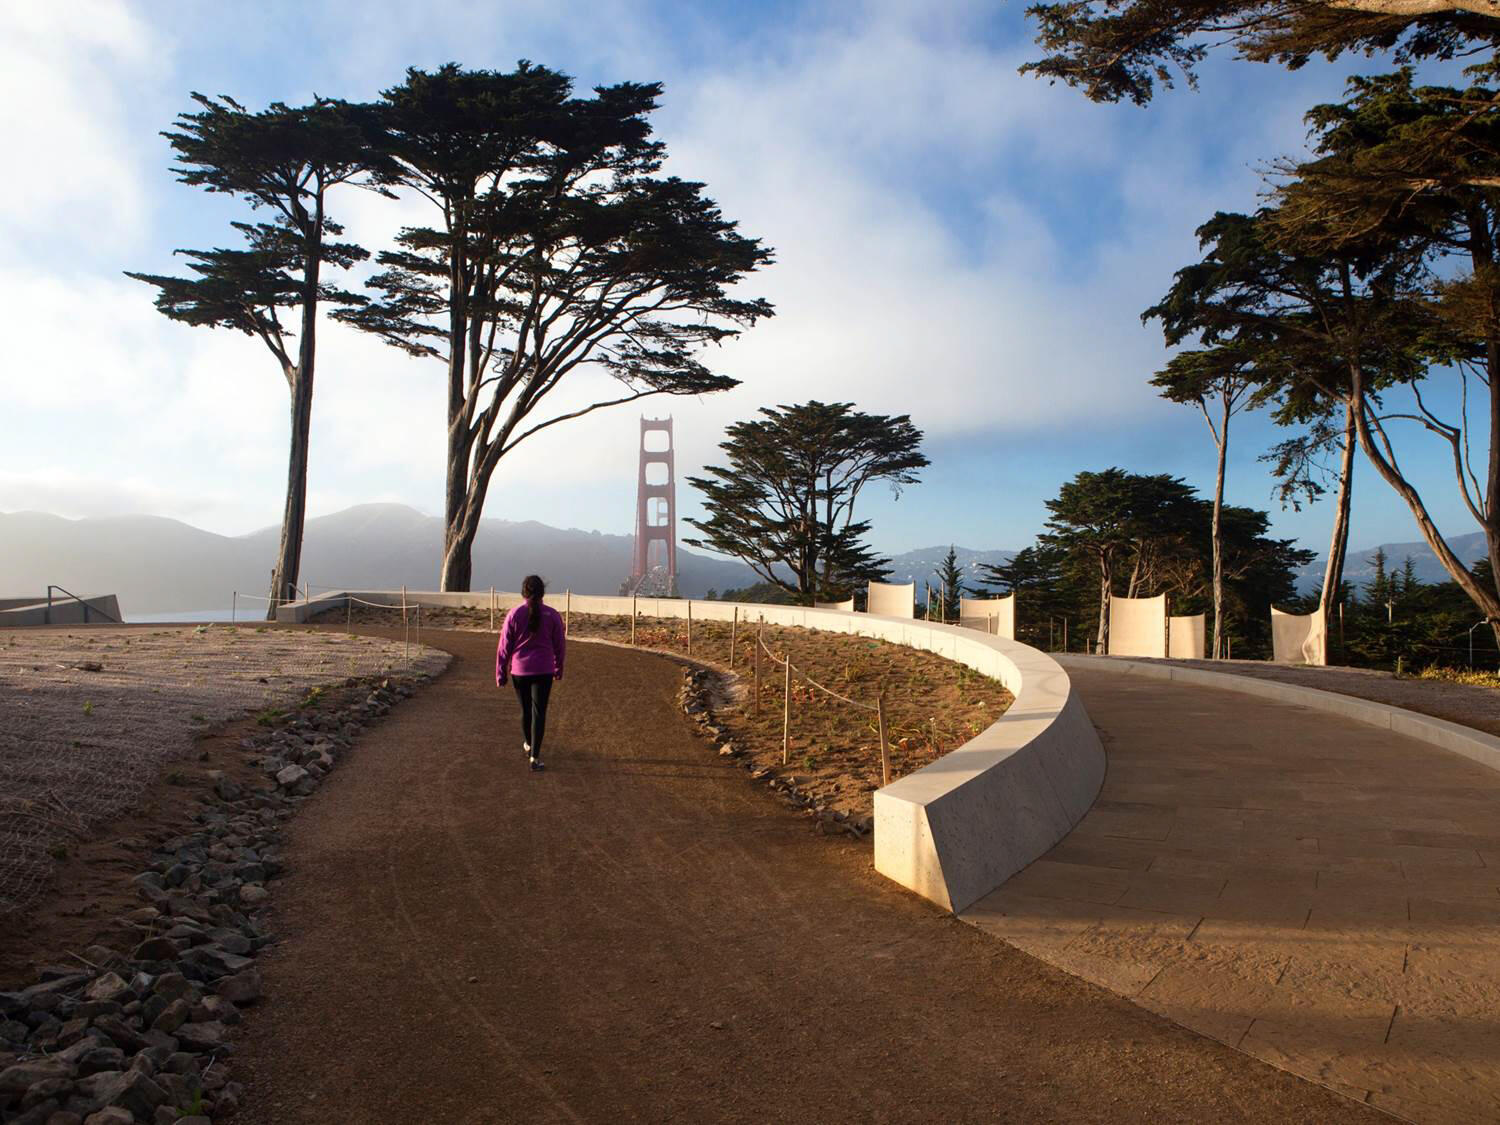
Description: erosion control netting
0,626,449,917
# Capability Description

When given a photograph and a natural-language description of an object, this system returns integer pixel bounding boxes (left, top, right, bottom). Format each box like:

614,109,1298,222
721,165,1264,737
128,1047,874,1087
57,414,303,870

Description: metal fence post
565,588,571,635
631,595,637,646
490,586,496,631
686,600,692,655
232,592,237,624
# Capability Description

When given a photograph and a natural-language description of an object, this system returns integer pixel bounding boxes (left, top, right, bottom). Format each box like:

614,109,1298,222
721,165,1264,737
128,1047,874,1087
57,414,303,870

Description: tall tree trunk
267,367,314,620
1096,555,1111,652
440,227,473,592
265,216,322,621
1347,362,1500,636
1209,398,1228,659
1318,401,1357,655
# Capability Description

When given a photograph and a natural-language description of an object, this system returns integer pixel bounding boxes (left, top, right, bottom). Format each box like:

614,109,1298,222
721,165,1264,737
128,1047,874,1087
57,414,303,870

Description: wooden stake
489,586,495,631
729,606,738,670
401,585,409,666
565,588,571,635
686,600,692,655
753,625,762,715
631,595,637,646
877,691,890,787
346,595,352,628
782,655,791,765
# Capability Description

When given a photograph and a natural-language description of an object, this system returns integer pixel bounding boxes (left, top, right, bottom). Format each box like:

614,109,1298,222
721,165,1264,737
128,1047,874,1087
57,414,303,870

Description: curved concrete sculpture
1270,606,1326,665
1167,613,1205,659
282,590,1106,914
958,594,1014,639
1107,594,1167,658
865,580,915,619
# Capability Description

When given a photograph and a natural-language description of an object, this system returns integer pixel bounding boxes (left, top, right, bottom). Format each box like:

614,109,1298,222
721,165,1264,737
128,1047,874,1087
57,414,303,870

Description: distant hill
1294,530,1489,595
883,546,1015,591
0,504,764,616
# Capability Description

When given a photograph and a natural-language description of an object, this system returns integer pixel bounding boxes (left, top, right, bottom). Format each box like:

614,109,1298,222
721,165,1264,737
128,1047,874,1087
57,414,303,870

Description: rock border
676,667,872,839
0,671,441,1125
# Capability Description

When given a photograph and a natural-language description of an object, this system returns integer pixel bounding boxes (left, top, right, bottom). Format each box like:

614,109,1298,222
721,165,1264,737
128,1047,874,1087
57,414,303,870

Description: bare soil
231,627,1382,1124
0,625,446,922
330,604,1012,822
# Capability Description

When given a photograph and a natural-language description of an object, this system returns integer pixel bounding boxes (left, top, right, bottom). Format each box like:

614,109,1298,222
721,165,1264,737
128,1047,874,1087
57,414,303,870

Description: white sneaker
522,740,531,758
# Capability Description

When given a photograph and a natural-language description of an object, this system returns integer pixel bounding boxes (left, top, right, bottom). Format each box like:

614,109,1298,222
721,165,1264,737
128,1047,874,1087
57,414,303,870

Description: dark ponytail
521,575,545,633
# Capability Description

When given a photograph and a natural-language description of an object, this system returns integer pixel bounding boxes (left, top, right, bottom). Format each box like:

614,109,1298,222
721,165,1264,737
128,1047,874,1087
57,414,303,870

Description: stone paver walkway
964,666,1500,1124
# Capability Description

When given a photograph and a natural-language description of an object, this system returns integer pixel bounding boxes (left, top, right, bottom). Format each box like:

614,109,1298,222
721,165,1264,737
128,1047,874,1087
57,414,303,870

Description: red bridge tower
628,416,678,596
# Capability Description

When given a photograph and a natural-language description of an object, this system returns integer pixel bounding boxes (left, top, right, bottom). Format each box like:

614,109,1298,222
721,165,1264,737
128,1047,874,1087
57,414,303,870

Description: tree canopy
337,62,773,590
1022,0,1500,105
126,93,374,615
683,401,928,602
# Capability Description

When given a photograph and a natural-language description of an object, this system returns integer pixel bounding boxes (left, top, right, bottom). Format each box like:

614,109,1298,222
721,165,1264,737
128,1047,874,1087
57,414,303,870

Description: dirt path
232,629,1380,1123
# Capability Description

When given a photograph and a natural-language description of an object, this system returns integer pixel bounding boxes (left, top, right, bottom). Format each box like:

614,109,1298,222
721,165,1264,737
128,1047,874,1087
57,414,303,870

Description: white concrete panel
865,581,915,619
1108,594,1167,658
1167,614,1205,660
959,595,1014,640
814,598,854,611
1271,607,1326,665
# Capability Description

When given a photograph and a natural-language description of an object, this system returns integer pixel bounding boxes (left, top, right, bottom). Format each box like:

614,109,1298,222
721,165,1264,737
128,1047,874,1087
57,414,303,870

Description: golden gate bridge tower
625,415,678,597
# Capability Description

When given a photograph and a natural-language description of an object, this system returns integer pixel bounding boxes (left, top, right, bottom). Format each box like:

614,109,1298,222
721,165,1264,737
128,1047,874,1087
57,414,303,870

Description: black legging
512,674,553,756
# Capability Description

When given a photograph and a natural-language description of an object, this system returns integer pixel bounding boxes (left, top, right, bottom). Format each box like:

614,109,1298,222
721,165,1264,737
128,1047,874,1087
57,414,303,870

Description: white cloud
0,0,161,260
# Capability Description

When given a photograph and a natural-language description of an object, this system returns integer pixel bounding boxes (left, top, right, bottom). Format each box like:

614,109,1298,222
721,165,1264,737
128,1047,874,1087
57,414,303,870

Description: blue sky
0,0,1485,564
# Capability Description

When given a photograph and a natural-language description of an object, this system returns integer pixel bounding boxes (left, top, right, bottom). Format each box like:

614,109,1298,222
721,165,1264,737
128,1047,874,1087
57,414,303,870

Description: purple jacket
495,602,566,683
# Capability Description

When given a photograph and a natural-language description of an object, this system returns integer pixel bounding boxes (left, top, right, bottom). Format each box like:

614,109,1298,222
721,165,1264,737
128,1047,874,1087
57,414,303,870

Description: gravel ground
0,626,447,918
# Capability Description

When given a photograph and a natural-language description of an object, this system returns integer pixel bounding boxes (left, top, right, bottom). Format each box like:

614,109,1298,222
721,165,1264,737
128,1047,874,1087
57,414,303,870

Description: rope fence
748,623,890,786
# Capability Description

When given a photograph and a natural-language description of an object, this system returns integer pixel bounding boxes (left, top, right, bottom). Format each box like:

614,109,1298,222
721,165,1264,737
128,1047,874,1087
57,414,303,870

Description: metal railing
45,585,120,626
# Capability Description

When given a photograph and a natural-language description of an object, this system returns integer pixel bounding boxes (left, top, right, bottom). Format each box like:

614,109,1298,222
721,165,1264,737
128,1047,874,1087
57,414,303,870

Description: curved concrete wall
1167,613,1205,660
1108,594,1166,658
283,590,1106,912
959,594,1014,639
1271,607,1326,665
866,581,915,619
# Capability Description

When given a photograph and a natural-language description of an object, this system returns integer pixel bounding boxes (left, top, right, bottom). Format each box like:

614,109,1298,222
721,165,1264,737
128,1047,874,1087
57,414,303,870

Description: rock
76,1046,127,1075
274,764,308,789
82,1109,134,1125
0,1058,72,1093
149,999,190,1035
172,1021,225,1052
45,1111,84,1125
148,975,191,1003
212,774,243,802
22,1078,70,1108
129,938,178,964
213,969,260,1007
76,1067,167,1118
237,884,268,907
179,946,251,979
91,1016,149,1053
85,974,129,1004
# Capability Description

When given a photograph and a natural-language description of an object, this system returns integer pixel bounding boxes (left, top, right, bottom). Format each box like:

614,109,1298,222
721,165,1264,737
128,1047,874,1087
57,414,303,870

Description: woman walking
495,575,565,771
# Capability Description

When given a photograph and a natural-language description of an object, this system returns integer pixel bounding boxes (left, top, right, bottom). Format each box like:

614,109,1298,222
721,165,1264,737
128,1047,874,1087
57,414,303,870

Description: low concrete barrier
282,591,1106,913
1057,654,1500,776
0,594,121,628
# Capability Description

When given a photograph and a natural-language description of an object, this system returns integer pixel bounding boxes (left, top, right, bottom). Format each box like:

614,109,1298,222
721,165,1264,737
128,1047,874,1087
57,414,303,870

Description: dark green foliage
1021,468,1310,656
715,581,798,606
1022,0,1497,106
336,62,772,591
934,546,964,621
684,401,928,603
125,93,375,613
